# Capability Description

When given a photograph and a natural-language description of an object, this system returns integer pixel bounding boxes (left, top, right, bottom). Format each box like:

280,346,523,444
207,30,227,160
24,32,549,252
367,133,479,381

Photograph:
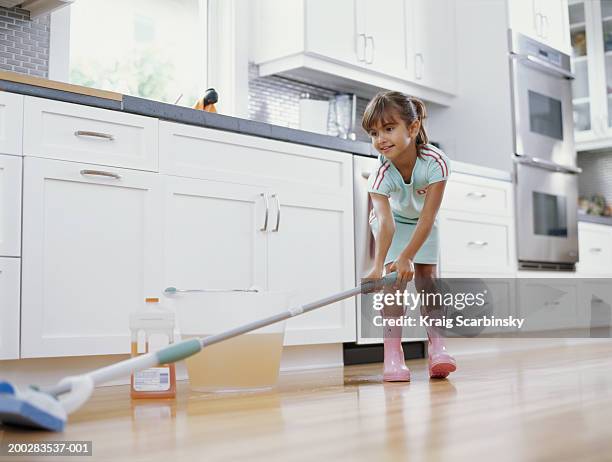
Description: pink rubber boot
382,319,411,382
427,330,456,379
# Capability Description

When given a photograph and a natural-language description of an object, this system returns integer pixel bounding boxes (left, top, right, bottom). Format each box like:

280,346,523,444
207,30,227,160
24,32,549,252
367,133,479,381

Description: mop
0,272,398,432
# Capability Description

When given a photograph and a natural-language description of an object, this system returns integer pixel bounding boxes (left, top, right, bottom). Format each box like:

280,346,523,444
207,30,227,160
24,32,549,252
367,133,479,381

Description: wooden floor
3,341,612,462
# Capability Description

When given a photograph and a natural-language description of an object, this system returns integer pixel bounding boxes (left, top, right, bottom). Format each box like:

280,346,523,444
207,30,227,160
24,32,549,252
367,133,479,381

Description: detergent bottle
130,297,177,399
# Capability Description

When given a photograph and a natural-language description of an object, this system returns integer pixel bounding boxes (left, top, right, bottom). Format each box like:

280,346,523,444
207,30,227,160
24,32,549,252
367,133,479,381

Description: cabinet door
517,279,578,332
267,189,356,345
305,0,362,66
570,0,598,141
0,257,20,360
577,280,612,333
363,0,406,77
538,0,570,53
163,175,267,294
409,0,456,94
594,0,612,137
576,222,612,275
508,0,539,42
21,157,163,358
0,155,22,257
0,92,23,156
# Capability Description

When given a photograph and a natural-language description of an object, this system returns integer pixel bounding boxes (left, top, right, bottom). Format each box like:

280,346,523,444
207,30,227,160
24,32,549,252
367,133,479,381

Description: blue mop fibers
0,382,65,432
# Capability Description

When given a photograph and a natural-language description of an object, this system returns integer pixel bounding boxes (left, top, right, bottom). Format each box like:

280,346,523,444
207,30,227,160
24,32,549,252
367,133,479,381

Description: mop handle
43,272,397,397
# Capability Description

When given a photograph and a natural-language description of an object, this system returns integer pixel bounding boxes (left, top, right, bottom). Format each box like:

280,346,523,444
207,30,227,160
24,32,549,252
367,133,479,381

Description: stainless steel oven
510,31,575,166
514,159,579,269
509,31,581,271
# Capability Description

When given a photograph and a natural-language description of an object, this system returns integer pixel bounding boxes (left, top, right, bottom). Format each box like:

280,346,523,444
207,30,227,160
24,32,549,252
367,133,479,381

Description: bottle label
134,367,170,392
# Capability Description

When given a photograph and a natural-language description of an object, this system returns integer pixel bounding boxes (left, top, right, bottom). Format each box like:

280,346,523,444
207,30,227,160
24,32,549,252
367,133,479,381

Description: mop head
0,381,67,432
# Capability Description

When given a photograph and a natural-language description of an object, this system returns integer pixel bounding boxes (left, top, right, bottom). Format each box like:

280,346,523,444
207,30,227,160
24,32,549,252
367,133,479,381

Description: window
53,0,207,107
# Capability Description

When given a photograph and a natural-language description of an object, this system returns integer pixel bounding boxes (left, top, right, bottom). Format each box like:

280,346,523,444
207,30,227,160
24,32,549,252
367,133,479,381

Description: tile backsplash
0,6,50,78
248,62,371,141
578,151,612,205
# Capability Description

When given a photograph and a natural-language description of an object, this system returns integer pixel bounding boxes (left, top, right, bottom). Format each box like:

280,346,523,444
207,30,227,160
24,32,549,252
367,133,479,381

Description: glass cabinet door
600,0,612,130
569,1,592,135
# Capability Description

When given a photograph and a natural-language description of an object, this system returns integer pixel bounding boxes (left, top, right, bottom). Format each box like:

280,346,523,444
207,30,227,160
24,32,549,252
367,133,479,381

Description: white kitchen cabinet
160,121,356,345
0,92,23,157
359,0,407,77
576,279,612,332
305,0,361,67
23,96,158,171
252,0,455,105
569,0,612,150
162,175,268,296
409,0,456,95
438,211,516,276
21,157,163,358
0,257,20,360
267,185,356,345
576,221,612,275
307,0,406,77
441,172,513,218
439,174,516,277
516,277,578,332
508,0,570,54
0,154,22,257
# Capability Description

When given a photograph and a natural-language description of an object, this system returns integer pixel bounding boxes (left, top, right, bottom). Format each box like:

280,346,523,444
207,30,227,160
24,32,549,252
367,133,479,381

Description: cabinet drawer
517,280,578,332
442,173,512,217
0,154,22,257
159,122,351,195
0,257,20,360
577,223,612,275
0,92,24,156
23,96,158,171
439,213,514,274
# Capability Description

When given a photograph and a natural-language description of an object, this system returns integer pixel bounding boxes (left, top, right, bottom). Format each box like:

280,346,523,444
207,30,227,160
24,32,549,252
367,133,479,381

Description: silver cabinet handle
415,53,424,80
467,240,488,247
366,35,374,64
271,193,281,232
80,169,121,180
361,171,371,179
356,33,367,62
590,247,603,253
542,14,549,39
74,130,115,141
260,193,269,232
466,191,487,199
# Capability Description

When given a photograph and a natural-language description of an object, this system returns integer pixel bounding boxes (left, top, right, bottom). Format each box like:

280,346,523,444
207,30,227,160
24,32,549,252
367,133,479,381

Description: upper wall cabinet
508,0,571,54
570,0,612,151
252,0,456,106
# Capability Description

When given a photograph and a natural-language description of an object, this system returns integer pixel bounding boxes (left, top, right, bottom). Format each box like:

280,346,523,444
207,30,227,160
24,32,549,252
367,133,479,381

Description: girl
363,91,456,382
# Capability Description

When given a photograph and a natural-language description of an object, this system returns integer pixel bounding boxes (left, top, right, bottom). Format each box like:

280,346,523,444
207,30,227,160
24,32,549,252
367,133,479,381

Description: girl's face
367,111,419,160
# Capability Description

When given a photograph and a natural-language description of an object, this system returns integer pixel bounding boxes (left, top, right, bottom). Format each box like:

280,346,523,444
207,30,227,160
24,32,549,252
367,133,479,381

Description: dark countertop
578,212,612,226
0,78,374,157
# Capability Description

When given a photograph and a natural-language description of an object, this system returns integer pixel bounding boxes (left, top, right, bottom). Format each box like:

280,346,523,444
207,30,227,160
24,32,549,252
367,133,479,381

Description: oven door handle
514,53,575,80
515,155,582,174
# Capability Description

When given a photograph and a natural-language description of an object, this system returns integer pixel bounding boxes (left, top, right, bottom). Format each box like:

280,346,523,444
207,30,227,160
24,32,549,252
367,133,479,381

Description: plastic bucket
166,290,290,392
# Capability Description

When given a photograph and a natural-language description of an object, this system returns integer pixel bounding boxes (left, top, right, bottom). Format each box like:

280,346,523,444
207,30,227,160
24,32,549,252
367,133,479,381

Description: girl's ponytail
409,97,429,146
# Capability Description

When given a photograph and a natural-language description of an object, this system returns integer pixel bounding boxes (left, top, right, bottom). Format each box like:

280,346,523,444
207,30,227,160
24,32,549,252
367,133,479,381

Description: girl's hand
364,266,384,281
388,255,414,289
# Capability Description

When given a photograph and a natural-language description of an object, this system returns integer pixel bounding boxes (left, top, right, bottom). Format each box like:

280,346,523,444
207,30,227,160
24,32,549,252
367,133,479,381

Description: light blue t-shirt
367,143,451,224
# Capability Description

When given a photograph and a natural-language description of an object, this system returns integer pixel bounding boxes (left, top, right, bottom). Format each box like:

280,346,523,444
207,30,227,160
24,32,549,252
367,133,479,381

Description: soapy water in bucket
183,333,284,392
